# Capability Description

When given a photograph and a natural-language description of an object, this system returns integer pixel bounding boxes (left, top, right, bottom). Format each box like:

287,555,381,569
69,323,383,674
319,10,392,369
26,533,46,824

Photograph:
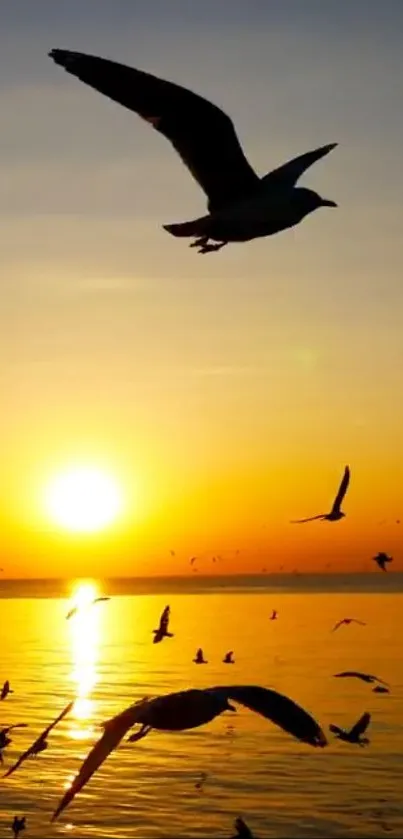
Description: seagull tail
163,217,208,238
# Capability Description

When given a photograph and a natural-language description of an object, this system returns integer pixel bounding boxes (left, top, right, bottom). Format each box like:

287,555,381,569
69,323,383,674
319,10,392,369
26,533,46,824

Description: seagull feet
189,237,227,254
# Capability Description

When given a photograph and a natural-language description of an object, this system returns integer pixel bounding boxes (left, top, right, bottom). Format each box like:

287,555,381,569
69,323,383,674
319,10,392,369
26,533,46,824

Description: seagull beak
321,198,338,208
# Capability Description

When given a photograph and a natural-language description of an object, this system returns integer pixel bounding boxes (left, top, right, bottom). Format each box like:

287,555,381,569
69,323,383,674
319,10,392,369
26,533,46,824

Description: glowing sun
44,466,122,533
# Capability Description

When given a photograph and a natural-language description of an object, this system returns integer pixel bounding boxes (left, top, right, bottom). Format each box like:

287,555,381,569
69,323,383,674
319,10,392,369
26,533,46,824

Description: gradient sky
1,0,403,577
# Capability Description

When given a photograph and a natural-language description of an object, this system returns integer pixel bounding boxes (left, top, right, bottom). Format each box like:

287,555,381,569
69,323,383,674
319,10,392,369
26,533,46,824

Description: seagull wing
49,50,260,212
4,724,28,734
290,515,325,523
330,465,350,514
349,712,370,739
329,723,344,736
263,143,337,188
4,701,73,778
66,607,77,620
210,685,327,747
159,605,170,633
352,619,366,626
51,700,148,821
94,597,110,604
332,620,345,632
333,671,363,679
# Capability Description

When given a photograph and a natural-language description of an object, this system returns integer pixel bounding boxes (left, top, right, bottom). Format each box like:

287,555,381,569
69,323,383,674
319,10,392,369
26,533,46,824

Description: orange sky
1,2,403,577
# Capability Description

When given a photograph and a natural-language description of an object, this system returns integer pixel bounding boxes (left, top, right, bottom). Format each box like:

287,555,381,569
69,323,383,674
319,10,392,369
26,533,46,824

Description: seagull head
297,187,337,212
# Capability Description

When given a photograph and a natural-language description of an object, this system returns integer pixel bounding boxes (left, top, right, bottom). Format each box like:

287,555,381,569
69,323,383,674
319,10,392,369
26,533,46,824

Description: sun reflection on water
67,580,102,740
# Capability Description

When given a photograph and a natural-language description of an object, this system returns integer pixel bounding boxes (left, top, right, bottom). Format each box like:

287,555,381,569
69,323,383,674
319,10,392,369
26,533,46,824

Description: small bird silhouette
334,671,388,686
51,684,327,819
372,685,390,694
329,712,371,746
291,465,350,523
195,771,208,792
230,817,255,838
373,552,393,572
193,648,208,664
223,651,235,664
66,597,110,620
1,681,13,700
49,50,337,255
3,701,73,778
0,724,28,760
11,816,26,838
152,605,173,644
270,610,278,621
331,618,366,632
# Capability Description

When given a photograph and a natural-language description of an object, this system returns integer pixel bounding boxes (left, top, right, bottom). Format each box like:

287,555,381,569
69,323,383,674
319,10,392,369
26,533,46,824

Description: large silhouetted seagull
291,465,350,523
48,50,337,254
51,685,327,820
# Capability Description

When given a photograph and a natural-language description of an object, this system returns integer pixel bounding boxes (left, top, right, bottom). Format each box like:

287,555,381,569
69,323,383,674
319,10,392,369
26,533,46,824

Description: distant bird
170,550,176,557
66,596,110,620
0,725,28,761
331,618,366,632
270,610,278,621
194,648,208,664
1,681,13,700
373,552,393,572
49,49,337,255
291,465,350,523
11,816,26,838
195,771,207,792
223,651,235,664
372,685,390,694
3,700,73,778
190,556,197,565
329,712,371,746
51,685,327,819
230,817,255,838
152,605,173,644
334,671,388,686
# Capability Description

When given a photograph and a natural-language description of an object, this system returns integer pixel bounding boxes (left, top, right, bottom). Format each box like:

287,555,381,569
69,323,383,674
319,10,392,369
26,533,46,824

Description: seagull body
49,49,337,253
194,648,208,664
3,701,73,778
11,816,26,838
231,817,255,838
334,671,388,686
329,712,371,746
51,685,327,820
373,552,393,572
223,651,235,664
0,681,13,701
331,618,366,632
373,685,390,694
66,596,110,620
270,610,278,621
291,465,350,523
152,605,173,644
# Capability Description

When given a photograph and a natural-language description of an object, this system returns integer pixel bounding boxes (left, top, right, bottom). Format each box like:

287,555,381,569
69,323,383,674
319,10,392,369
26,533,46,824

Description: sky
1,0,403,577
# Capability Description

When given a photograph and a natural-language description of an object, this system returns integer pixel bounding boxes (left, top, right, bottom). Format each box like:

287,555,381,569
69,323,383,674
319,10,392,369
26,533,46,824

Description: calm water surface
0,576,402,837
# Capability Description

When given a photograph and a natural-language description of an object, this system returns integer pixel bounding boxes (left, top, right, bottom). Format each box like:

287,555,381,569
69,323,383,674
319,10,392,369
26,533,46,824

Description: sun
44,466,122,533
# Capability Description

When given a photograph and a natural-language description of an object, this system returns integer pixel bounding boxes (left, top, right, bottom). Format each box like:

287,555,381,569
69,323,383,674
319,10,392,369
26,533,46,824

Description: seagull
193,648,208,664
334,671,388,686
270,610,278,621
329,712,371,746
195,771,208,792
0,725,28,765
223,651,235,664
373,685,390,694
48,49,337,254
291,465,350,523
3,700,73,778
152,605,173,644
331,618,366,632
66,596,110,620
230,817,255,838
373,552,393,572
0,681,13,700
51,685,327,819
11,816,26,838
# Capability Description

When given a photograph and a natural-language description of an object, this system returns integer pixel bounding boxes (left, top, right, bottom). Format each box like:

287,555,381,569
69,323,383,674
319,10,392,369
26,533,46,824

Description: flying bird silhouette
3,701,73,778
373,685,390,694
334,671,388,686
0,681,13,701
329,712,371,746
0,725,28,765
152,605,173,644
51,685,327,819
230,817,255,838
11,816,26,838
66,596,110,620
223,651,235,664
291,465,350,523
331,618,366,632
49,50,337,254
193,648,208,664
270,610,278,621
373,552,393,572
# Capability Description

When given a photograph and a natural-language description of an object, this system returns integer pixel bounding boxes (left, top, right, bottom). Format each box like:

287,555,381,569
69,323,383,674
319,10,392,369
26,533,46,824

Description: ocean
0,574,402,837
